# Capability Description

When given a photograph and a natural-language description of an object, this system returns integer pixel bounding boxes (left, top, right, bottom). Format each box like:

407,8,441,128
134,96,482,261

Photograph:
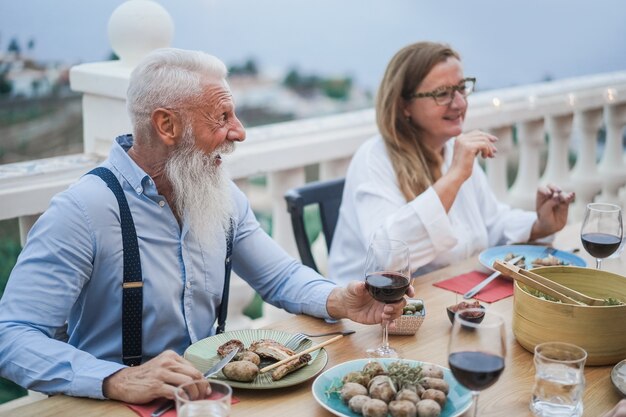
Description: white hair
127,48,228,140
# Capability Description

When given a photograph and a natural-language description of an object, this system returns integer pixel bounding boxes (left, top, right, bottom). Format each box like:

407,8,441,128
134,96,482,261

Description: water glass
530,342,587,417
176,379,232,417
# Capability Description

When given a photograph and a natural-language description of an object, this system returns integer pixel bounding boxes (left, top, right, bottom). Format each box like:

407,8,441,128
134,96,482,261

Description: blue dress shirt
0,135,336,399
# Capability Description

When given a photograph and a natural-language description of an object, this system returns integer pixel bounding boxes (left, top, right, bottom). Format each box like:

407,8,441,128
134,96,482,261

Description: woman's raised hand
529,185,575,240
448,130,498,182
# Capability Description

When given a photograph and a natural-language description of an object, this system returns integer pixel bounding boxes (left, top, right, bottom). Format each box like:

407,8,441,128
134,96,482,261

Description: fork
284,330,355,350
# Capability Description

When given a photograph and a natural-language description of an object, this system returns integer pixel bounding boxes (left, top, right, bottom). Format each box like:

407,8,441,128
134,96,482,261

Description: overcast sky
1,0,625,91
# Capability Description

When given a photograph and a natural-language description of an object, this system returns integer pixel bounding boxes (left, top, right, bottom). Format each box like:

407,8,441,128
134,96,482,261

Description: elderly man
0,48,412,404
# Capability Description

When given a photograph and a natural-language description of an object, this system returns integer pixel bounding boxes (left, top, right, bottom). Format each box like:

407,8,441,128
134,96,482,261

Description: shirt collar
109,134,151,195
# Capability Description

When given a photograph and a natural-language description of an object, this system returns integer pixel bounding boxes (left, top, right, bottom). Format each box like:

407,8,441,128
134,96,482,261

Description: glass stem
596,258,602,269
381,321,389,349
471,391,480,417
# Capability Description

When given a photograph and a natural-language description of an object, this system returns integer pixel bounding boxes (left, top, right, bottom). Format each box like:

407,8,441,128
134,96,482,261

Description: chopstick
259,334,344,373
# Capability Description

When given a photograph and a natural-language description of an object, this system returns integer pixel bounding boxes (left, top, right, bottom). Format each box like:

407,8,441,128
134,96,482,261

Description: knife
151,347,239,417
463,255,524,299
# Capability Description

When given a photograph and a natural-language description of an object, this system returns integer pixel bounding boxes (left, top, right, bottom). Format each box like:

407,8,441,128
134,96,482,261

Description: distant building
0,52,70,98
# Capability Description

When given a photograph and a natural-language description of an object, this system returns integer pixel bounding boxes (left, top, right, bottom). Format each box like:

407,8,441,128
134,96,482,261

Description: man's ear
151,108,182,147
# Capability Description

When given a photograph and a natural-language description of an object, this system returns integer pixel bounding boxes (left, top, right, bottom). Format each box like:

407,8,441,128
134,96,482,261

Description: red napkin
127,395,240,417
433,270,514,303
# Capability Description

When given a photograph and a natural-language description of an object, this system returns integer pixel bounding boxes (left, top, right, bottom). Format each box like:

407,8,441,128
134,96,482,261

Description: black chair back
284,178,345,273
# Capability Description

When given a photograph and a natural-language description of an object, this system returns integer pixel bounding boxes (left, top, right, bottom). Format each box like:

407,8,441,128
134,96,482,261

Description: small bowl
611,359,626,396
446,303,486,325
389,299,426,335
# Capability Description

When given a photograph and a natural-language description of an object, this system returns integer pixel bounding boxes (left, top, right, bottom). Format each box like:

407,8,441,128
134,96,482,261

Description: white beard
165,126,235,250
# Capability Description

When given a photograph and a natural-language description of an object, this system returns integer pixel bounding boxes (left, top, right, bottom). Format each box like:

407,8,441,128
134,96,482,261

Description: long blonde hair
376,42,460,201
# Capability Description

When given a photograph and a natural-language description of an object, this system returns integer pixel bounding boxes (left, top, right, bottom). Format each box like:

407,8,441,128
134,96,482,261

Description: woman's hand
529,185,575,241
447,130,498,183
326,281,415,324
102,350,207,404
434,130,498,211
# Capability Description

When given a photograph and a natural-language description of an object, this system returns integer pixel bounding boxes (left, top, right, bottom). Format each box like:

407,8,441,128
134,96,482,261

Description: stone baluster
508,119,545,210
485,126,514,202
598,101,626,204
70,0,173,156
570,109,604,220
319,158,351,181
541,113,574,190
267,167,306,258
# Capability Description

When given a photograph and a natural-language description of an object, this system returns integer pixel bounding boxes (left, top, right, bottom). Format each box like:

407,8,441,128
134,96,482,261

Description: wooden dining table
1,222,624,417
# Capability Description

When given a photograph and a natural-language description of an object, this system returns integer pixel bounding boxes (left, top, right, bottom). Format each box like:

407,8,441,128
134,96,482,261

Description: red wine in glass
581,232,621,259
580,203,623,269
448,351,505,391
448,308,506,417
364,238,411,358
365,271,410,303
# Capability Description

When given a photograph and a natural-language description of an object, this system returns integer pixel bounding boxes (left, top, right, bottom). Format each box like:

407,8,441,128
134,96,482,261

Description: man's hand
530,185,575,241
327,281,415,324
102,350,207,404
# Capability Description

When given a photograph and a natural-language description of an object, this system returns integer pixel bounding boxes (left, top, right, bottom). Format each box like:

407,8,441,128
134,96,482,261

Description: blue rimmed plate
312,358,472,417
479,245,586,271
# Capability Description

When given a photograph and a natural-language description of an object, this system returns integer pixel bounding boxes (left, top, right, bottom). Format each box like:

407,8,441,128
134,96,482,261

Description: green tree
0,72,11,96
7,38,20,55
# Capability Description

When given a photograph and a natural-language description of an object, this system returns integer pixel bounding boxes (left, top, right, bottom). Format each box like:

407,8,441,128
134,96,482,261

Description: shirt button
186,281,191,289
158,200,165,207
136,187,142,194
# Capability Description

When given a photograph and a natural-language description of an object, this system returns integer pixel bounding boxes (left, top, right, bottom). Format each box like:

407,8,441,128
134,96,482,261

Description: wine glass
580,203,623,269
364,238,411,358
448,308,506,417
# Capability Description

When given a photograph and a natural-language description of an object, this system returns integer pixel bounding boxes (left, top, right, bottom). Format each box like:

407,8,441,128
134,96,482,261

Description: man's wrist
326,287,347,319
102,368,124,400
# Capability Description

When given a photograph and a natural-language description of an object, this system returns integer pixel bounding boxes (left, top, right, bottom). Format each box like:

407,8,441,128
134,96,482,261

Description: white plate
312,358,472,417
611,359,626,396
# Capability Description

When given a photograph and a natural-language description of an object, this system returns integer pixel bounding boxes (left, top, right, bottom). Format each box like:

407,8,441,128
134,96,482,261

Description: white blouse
328,135,537,284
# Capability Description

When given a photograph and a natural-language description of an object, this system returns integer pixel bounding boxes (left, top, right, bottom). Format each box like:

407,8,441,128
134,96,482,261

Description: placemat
128,395,239,417
433,270,514,303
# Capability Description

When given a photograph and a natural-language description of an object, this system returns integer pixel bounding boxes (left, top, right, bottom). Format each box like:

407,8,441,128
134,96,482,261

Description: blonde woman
328,41,574,284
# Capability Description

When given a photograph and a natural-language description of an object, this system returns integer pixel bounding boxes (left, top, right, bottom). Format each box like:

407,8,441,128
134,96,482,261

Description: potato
369,375,397,403
362,398,388,417
420,364,444,379
395,388,420,404
221,361,259,382
237,350,261,365
389,399,417,417
416,399,441,417
420,377,449,395
343,371,370,387
348,394,371,414
420,389,446,408
341,382,368,404
362,361,386,378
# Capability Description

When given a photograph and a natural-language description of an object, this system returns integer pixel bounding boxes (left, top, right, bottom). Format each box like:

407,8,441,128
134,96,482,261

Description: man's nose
229,117,246,142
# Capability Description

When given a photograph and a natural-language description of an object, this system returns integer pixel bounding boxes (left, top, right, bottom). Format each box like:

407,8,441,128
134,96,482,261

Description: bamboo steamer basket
513,266,626,366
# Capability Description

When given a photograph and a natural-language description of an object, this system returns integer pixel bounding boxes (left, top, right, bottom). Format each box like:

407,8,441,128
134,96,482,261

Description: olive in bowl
446,300,485,325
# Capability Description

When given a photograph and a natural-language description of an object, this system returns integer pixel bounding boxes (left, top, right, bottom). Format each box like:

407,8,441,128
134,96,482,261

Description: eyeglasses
407,77,476,106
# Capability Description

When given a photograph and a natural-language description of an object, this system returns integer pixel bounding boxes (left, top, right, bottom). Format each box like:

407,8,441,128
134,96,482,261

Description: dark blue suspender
88,167,143,366
88,167,233,367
